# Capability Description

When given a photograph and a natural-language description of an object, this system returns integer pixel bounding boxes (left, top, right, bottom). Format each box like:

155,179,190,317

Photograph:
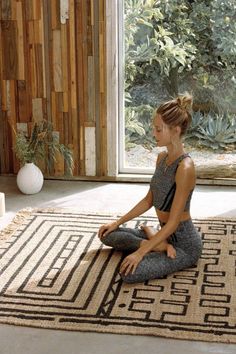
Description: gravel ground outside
125,145,236,178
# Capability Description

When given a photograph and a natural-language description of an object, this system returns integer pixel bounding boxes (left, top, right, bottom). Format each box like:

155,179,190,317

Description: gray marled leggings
102,219,202,283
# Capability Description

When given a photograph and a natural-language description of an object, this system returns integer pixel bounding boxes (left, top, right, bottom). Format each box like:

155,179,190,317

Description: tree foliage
124,0,236,106
124,0,236,151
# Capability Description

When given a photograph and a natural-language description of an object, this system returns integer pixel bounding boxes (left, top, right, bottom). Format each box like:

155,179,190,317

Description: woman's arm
116,188,153,226
98,188,153,239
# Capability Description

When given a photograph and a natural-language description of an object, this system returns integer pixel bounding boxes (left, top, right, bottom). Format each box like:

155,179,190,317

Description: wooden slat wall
0,0,107,177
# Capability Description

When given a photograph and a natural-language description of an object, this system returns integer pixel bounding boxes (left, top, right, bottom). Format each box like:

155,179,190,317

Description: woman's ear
175,126,181,136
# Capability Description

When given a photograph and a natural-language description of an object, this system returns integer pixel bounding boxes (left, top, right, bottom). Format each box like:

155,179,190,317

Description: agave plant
185,110,206,140
194,112,236,150
125,105,156,149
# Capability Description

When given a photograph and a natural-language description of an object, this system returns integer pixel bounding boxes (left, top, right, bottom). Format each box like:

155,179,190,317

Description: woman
98,94,202,283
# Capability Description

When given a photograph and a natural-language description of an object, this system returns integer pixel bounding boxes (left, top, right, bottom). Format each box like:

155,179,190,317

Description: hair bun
177,94,193,111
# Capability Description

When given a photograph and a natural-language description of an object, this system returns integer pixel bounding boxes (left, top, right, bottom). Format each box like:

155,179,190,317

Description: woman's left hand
120,251,143,276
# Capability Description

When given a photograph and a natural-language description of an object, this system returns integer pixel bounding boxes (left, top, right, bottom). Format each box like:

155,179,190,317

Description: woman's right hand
98,221,119,240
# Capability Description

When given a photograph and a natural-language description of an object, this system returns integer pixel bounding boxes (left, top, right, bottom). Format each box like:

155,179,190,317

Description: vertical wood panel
1,80,8,111
1,0,12,20
32,97,43,122
69,0,79,175
60,0,69,24
8,80,18,173
16,1,25,80
29,43,44,98
0,111,13,173
52,29,63,92
1,20,18,79
11,0,17,20
0,110,6,172
85,126,96,176
61,23,69,96
87,56,95,123
76,0,87,175
51,0,61,30
17,80,31,122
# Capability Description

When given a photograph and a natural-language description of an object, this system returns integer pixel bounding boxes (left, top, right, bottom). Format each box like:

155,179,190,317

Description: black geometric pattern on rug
0,210,235,343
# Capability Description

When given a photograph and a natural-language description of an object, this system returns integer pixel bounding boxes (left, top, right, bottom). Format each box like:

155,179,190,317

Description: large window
119,0,236,179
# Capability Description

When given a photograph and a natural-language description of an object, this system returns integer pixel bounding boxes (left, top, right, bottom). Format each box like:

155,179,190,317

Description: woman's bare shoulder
181,155,195,170
176,156,196,188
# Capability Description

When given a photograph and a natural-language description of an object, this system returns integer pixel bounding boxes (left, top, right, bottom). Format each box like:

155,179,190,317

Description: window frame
106,0,236,183
106,0,119,177
116,0,154,175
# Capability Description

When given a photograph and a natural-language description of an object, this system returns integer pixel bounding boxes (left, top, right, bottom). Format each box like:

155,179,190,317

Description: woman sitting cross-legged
98,94,202,283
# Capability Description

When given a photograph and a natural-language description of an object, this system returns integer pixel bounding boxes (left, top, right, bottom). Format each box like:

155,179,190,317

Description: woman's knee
101,231,117,247
121,272,143,284
101,230,140,252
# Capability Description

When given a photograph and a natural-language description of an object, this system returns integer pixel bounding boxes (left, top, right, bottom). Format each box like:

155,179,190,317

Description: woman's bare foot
140,224,155,240
167,243,176,259
140,224,176,258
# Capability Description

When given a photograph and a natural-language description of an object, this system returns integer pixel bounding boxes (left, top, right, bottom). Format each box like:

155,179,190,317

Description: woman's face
153,114,172,147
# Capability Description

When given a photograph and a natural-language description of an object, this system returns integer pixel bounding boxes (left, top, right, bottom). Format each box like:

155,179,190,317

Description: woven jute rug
0,208,235,343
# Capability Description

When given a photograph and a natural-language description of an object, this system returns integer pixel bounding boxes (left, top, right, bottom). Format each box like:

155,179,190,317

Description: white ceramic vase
17,163,44,194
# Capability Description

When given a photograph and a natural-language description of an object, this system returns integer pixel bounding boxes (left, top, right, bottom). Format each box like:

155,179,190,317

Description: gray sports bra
150,153,193,212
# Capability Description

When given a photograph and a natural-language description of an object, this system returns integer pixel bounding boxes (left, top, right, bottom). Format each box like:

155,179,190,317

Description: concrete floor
0,175,235,354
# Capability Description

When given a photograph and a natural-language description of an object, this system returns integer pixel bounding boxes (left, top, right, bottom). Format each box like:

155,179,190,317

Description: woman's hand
98,221,119,239
120,251,143,276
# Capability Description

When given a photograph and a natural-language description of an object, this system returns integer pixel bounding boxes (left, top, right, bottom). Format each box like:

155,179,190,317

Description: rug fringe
0,208,34,241
0,207,120,242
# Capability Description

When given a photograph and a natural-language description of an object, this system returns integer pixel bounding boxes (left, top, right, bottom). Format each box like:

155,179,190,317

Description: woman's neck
166,143,185,162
